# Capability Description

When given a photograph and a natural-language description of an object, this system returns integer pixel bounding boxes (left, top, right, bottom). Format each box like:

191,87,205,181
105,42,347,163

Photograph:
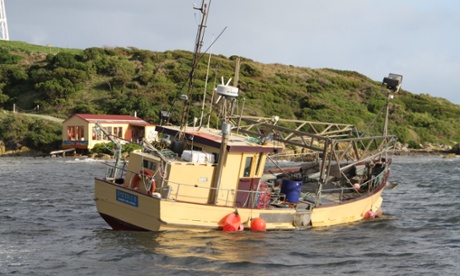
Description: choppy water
0,156,459,275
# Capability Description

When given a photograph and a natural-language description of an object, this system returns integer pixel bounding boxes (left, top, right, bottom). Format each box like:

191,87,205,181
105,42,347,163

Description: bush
407,140,421,149
91,142,142,155
0,114,61,152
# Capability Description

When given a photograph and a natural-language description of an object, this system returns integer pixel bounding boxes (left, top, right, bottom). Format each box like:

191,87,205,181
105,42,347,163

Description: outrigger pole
94,122,123,179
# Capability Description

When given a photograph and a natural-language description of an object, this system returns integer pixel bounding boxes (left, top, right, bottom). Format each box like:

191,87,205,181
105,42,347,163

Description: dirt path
22,113,64,123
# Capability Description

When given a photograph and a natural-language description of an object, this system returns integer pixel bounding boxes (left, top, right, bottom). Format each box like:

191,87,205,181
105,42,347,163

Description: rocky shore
1,140,459,159
392,142,459,158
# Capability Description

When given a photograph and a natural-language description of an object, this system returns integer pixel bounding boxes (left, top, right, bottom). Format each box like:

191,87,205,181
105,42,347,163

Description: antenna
0,0,9,40
179,0,212,136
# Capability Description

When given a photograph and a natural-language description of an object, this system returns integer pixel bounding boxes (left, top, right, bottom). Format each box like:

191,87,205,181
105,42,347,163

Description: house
62,114,157,152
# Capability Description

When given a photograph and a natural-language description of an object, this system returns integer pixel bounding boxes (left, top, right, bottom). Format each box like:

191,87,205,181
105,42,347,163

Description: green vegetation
91,142,142,155
1,40,460,153
0,112,62,153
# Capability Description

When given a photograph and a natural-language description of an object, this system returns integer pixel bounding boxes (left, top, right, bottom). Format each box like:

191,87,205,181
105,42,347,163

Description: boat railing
142,140,172,162
158,178,270,209
103,160,127,181
100,161,265,208
102,157,387,208
319,166,387,201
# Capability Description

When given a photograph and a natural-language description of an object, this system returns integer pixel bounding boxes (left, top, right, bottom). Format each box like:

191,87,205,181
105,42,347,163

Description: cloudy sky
5,0,460,104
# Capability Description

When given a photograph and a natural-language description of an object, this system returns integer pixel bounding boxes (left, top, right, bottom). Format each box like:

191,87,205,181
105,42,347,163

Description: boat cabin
123,124,284,208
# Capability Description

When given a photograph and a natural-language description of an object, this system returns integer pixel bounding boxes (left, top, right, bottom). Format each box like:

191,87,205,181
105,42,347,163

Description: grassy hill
1,40,460,153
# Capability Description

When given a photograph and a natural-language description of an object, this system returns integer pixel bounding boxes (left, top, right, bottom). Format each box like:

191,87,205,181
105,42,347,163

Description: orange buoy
220,210,241,232
251,217,266,232
364,210,376,219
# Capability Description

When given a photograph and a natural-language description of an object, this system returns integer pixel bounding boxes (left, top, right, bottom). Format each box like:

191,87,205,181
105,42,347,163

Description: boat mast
179,0,212,137
199,35,214,128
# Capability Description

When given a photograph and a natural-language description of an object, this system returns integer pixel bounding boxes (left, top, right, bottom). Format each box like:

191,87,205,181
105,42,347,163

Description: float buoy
220,210,241,232
353,183,361,191
250,218,266,232
132,169,156,194
363,210,376,219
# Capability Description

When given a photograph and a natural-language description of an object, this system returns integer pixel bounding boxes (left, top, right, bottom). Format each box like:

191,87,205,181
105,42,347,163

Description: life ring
132,169,156,194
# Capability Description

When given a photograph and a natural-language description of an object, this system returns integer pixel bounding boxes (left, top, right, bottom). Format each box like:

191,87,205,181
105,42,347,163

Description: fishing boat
93,1,402,231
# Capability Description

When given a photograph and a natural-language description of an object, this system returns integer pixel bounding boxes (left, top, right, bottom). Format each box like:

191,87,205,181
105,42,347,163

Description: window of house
67,126,84,140
67,126,75,140
75,126,84,140
103,127,112,140
92,127,101,140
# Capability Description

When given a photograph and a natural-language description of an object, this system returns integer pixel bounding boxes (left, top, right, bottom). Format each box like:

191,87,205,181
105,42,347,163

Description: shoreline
1,149,457,159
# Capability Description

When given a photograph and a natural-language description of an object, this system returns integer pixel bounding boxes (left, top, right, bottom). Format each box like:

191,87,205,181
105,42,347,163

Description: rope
14,104,40,113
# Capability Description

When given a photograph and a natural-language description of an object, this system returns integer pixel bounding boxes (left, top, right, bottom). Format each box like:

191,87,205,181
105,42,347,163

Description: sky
4,0,460,104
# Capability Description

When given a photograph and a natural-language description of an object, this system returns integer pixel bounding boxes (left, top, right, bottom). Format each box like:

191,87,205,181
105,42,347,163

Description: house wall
88,122,131,149
62,115,157,151
62,117,89,150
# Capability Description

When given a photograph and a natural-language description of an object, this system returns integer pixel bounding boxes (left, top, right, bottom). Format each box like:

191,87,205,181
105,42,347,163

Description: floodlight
159,110,170,125
382,73,403,92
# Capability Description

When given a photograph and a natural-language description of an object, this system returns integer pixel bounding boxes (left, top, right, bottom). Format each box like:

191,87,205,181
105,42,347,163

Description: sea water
0,156,458,275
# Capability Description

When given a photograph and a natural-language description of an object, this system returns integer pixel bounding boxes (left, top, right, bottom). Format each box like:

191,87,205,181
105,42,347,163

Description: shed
62,114,157,151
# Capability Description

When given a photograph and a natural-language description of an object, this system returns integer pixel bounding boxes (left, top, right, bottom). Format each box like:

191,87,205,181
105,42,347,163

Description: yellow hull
95,178,302,231
310,190,384,227
95,177,386,231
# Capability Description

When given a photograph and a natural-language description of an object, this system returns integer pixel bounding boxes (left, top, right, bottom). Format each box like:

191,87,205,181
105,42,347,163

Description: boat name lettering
116,190,138,207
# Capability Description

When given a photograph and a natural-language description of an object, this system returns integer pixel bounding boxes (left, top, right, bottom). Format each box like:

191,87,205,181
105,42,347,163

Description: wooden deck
49,148,76,157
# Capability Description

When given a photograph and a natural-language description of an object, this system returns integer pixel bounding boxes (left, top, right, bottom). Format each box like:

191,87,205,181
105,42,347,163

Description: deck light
382,73,403,92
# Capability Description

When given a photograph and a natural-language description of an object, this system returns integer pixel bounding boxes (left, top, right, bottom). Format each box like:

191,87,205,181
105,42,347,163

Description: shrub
407,140,421,149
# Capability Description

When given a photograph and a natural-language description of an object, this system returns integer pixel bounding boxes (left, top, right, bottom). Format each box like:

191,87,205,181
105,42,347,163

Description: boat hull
94,178,303,231
310,168,389,227
95,168,389,231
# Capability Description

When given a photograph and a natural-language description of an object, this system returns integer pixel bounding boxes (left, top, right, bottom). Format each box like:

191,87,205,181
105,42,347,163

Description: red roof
63,114,153,126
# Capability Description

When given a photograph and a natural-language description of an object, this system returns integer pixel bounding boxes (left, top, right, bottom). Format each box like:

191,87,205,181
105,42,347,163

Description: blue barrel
281,179,302,203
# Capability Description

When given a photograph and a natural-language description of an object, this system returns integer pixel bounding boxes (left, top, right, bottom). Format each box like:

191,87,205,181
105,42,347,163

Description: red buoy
220,210,241,232
251,217,266,231
363,210,376,219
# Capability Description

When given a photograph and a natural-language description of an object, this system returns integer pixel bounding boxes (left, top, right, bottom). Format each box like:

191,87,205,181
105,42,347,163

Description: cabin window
255,153,263,176
244,157,253,177
143,160,158,171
